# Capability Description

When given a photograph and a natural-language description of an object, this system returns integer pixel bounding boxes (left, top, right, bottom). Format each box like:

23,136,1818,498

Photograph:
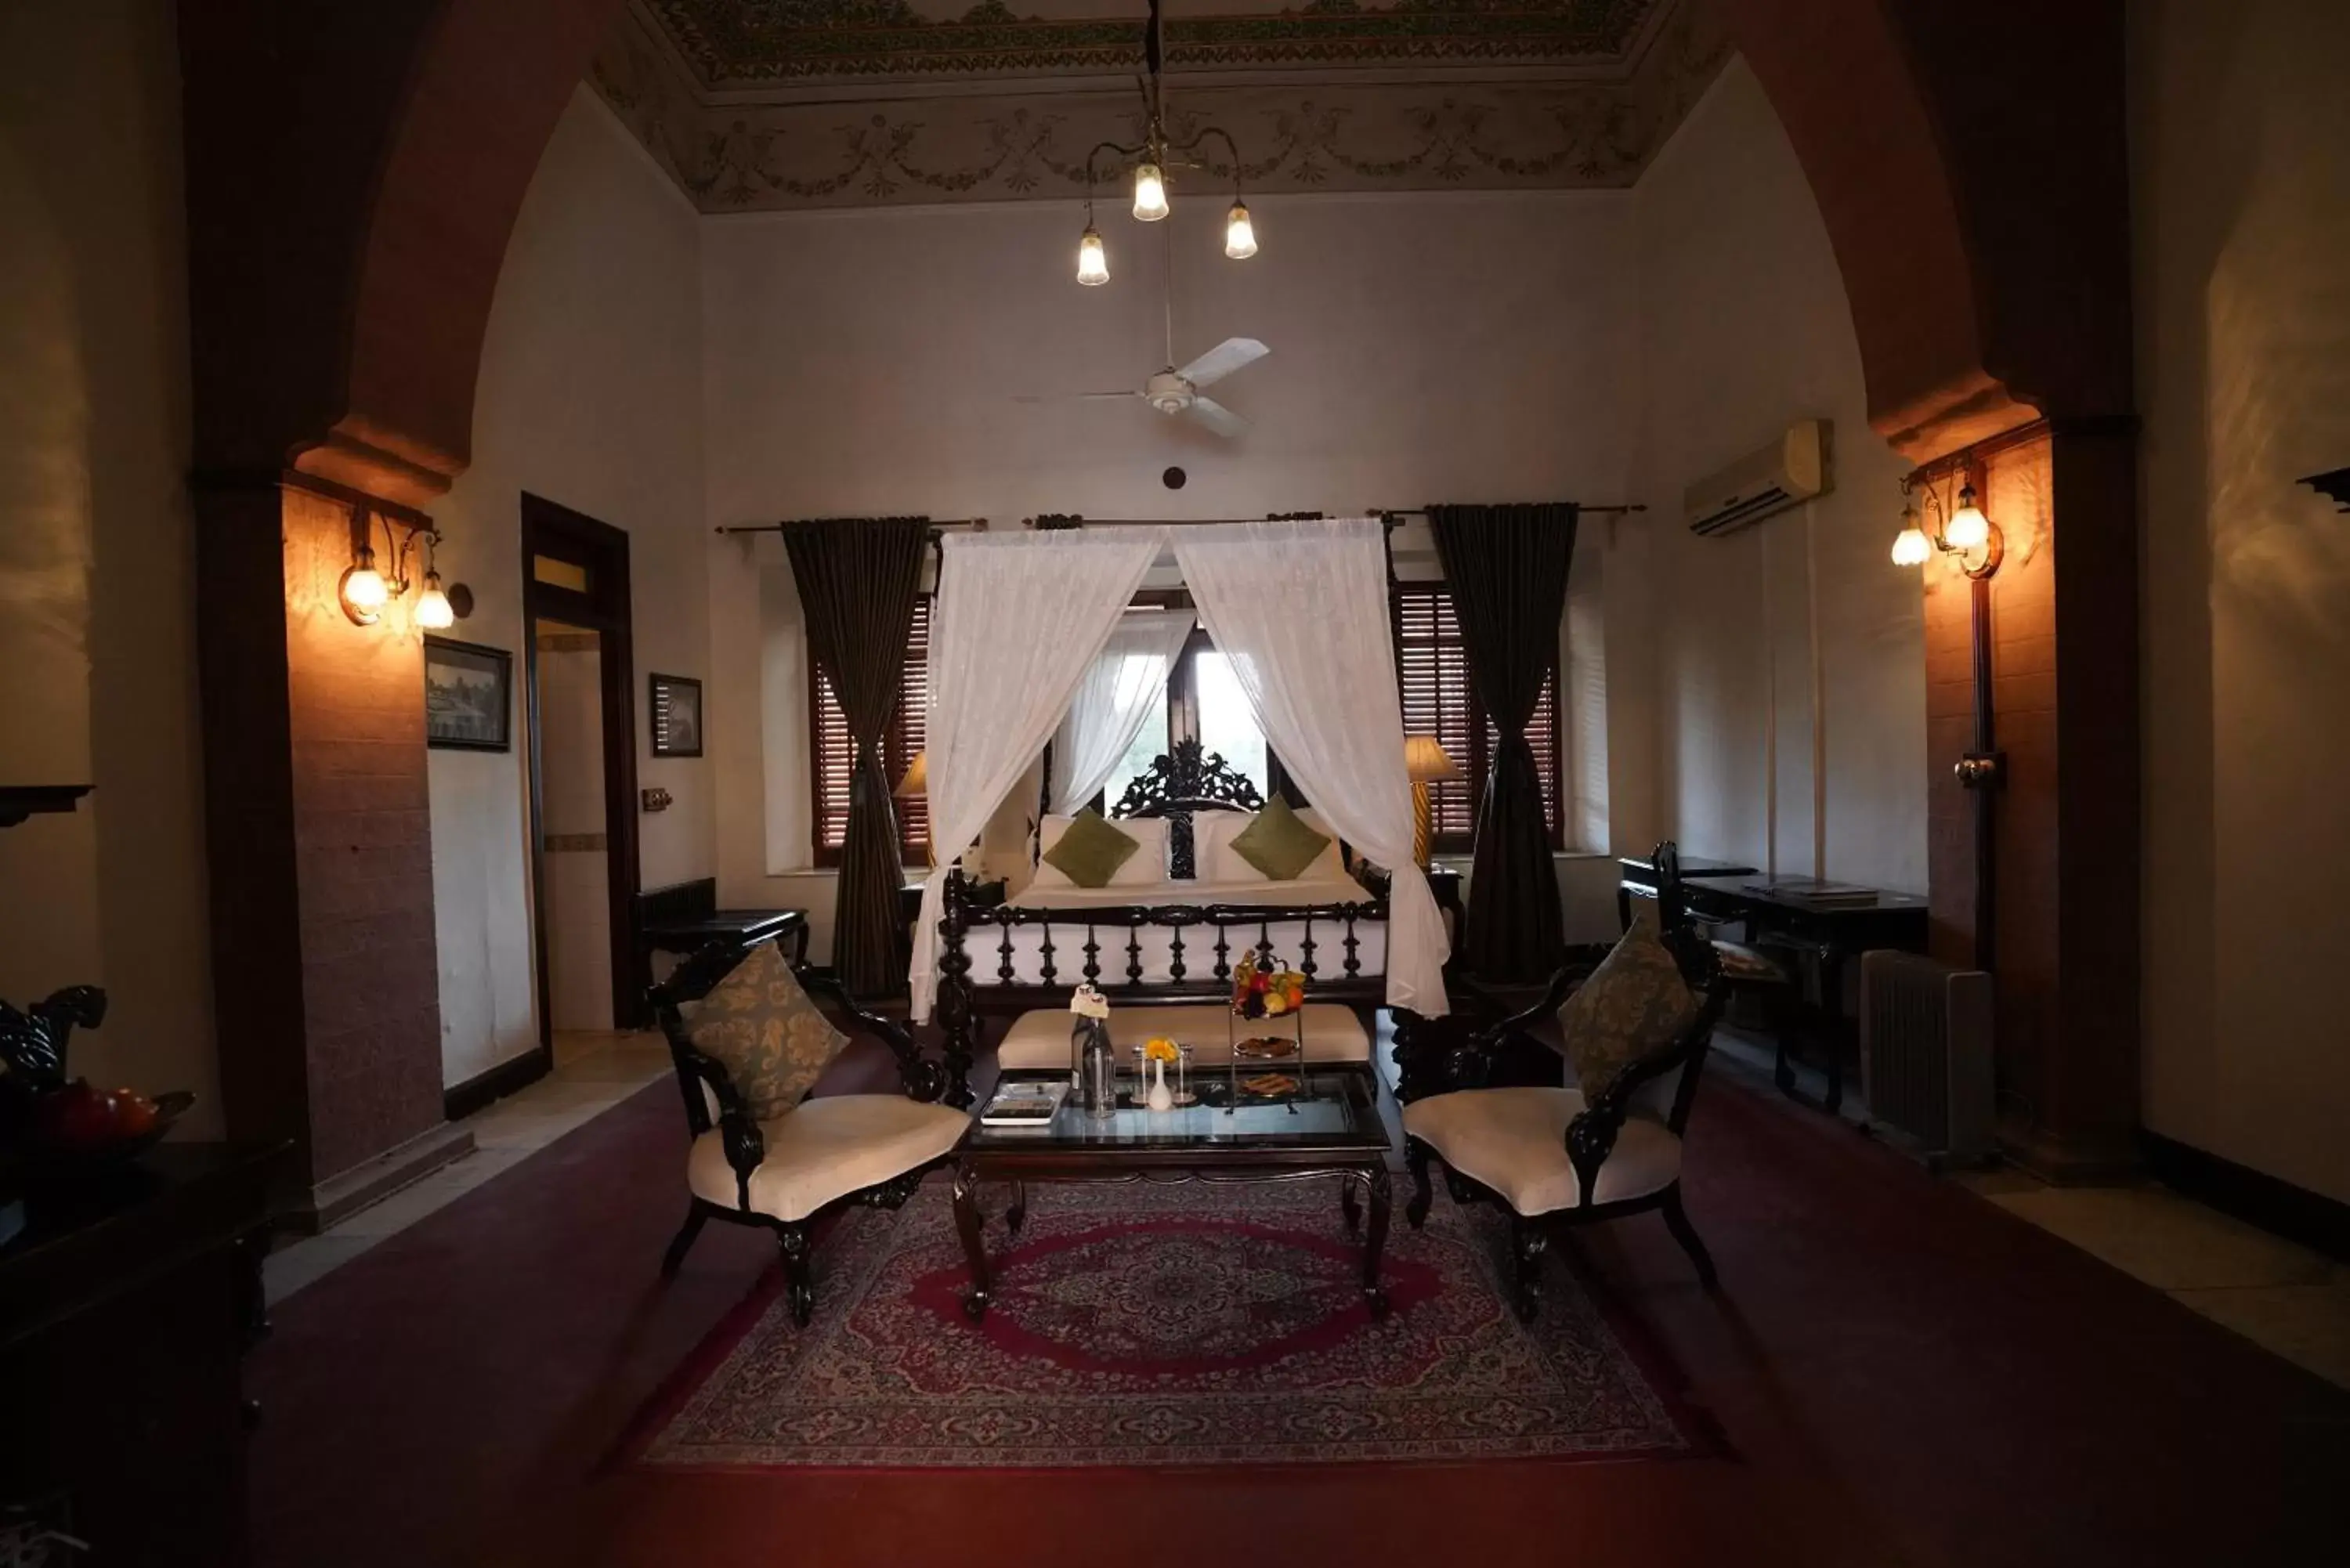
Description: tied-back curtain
912,528,1168,1021
1050,608,1195,815
1172,518,1449,1016
1429,502,1578,981
783,517,930,996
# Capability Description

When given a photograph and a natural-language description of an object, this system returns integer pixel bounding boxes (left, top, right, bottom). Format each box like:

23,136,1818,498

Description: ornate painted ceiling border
643,0,1672,85
588,0,1726,210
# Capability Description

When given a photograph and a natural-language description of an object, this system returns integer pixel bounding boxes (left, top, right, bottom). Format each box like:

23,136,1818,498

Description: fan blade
1175,338,1268,389
1184,396,1248,438
1012,391,1141,403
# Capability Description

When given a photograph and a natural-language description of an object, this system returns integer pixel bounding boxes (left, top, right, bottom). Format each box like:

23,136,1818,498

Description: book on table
980,1082,1068,1126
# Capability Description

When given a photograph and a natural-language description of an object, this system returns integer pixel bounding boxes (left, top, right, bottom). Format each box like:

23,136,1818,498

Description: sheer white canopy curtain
1049,607,1195,815
911,529,1167,1021
1172,518,1452,1016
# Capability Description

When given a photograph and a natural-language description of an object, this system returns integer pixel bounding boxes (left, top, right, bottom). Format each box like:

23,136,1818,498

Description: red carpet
248,1055,2350,1568
630,1179,1707,1469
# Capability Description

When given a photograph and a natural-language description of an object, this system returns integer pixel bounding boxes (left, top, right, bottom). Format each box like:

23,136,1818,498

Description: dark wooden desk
1618,856,1927,1115
636,876,807,1022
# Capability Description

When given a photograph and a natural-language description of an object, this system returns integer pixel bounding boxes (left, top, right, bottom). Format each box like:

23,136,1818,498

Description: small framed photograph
649,672,703,757
424,636,512,751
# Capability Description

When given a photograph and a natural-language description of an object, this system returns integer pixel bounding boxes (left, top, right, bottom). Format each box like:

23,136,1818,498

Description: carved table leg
1006,1180,1028,1238
1340,1176,1361,1234
952,1160,992,1322
1360,1166,1392,1321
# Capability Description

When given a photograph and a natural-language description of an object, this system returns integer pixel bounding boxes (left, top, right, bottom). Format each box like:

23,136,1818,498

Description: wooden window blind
811,595,929,865
1392,587,1564,854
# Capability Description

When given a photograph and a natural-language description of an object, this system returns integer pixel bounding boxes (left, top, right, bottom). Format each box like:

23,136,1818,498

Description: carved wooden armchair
1401,844,1730,1320
649,941,965,1326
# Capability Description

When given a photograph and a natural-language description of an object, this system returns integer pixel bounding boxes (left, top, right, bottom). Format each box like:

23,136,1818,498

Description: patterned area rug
634,1180,1710,1469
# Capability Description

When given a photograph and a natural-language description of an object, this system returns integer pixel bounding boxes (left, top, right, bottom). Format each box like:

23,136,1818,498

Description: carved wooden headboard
1108,739,1264,877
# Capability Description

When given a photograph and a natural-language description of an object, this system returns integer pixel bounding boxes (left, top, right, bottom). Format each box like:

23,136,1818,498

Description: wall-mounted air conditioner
1684,419,1833,537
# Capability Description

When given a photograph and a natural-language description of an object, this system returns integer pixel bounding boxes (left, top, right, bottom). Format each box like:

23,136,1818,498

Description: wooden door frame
519,492,640,1060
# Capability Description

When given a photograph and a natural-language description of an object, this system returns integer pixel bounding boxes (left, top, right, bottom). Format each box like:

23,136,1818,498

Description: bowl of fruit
22,1080,195,1176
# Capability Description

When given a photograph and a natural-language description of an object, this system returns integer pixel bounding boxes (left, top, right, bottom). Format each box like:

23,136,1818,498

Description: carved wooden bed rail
931,865,1392,1107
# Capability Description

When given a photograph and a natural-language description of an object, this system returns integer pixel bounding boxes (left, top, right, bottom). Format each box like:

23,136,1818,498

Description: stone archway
177,0,2139,1196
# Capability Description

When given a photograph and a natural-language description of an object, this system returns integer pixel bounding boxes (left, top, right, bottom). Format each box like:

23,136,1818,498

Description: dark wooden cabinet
0,1143,282,1566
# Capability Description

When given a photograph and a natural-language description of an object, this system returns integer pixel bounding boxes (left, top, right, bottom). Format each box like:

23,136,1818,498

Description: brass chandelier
1076,0,1257,286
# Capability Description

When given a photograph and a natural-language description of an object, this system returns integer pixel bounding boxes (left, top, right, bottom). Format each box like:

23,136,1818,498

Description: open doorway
521,494,638,1061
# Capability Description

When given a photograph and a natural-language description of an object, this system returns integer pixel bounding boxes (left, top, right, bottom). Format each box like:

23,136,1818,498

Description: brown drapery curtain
783,517,930,996
1429,503,1578,981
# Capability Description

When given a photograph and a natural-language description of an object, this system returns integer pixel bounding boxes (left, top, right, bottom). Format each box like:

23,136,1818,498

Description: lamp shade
1405,735,1461,783
895,750,927,798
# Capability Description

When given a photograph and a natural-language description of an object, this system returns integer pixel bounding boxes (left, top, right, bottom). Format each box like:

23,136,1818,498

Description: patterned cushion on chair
684,939,850,1122
1558,909,1701,1103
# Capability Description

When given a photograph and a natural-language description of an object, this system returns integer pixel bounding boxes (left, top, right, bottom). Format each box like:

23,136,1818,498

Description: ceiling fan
1019,227,1271,438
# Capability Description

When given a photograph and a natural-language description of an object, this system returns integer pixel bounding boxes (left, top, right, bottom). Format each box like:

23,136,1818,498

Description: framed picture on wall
424,636,513,751
649,672,703,757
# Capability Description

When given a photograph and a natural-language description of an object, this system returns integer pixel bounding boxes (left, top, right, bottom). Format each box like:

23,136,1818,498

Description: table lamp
1404,735,1460,869
895,750,931,866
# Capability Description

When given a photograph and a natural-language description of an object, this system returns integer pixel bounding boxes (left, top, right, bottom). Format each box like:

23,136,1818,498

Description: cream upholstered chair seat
687,1094,970,1223
1402,1087,1683,1216
994,1003,1369,1070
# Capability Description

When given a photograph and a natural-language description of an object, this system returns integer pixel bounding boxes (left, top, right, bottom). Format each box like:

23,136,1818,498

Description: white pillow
1194,810,1260,882
1030,813,1170,889
1196,806,1347,883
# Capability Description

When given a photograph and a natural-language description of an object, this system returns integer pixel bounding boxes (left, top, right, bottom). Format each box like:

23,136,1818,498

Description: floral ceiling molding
590,0,1728,210
639,0,1672,85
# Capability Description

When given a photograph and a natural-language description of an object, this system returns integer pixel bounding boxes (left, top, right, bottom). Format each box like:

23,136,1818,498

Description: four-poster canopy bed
931,740,1397,1105
908,518,1454,1107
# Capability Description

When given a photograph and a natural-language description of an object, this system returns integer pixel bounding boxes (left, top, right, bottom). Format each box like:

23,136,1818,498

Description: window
1393,587,1564,854
810,596,928,865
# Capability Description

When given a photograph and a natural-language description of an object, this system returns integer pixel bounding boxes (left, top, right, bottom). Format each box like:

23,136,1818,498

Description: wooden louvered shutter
812,594,931,865
1393,588,1479,852
1393,586,1564,854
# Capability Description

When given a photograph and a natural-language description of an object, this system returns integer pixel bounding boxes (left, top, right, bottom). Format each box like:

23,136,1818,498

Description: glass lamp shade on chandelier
1074,0,1258,284
337,504,457,629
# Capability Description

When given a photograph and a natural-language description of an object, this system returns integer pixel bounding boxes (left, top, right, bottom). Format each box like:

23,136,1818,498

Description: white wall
429,87,712,1086
698,192,1640,948
0,0,219,1133
2135,0,2350,1202
1623,58,1926,894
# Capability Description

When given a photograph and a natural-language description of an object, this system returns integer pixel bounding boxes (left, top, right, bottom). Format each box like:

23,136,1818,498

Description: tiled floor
262,1030,671,1305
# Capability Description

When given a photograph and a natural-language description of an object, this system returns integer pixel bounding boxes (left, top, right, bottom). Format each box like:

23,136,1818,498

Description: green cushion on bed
1229,797,1334,882
1041,808,1141,888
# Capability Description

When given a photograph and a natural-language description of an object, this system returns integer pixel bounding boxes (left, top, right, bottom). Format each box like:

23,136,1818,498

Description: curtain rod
713,504,1643,537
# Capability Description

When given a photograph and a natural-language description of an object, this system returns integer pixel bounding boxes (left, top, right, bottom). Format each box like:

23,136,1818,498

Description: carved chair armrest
799,970,950,1105
669,1039,767,1209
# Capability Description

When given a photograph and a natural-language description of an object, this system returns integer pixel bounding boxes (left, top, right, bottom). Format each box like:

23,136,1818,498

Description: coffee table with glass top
951,1062,1396,1322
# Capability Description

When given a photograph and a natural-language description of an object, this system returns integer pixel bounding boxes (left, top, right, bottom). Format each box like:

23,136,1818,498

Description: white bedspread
963,876,1388,986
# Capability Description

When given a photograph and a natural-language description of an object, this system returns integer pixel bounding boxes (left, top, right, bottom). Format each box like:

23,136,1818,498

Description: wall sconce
1889,475,2004,580
339,504,459,628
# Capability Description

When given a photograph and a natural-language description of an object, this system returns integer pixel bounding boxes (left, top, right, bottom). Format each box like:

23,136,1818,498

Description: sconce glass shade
1890,526,1933,567
1224,200,1257,259
414,571,455,630
1945,486,1990,551
1132,164,1169,222
1076,226,1109,285
340,547,389,616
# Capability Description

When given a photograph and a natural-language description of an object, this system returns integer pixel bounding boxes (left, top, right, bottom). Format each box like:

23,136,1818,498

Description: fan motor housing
1144,370,1191,414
